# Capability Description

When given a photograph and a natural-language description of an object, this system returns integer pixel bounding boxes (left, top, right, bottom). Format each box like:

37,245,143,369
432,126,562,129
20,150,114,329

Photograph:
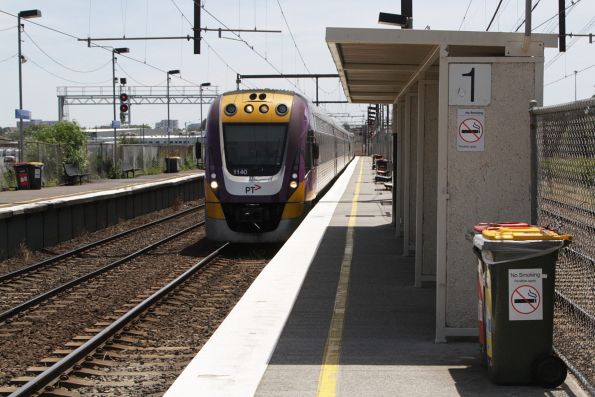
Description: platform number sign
449,64,491,106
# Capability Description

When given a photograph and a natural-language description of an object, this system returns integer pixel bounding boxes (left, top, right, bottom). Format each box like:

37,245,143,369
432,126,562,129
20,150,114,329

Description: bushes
31,121,87,171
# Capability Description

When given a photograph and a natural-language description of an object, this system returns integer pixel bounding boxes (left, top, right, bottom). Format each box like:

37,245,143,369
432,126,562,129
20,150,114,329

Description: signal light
119,92,130,124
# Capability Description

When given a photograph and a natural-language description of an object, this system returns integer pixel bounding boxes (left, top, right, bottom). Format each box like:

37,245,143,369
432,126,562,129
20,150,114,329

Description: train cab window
223,123,288,176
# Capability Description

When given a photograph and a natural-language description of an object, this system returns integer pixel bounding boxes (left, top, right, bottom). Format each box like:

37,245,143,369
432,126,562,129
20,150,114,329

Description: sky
0,0,593,129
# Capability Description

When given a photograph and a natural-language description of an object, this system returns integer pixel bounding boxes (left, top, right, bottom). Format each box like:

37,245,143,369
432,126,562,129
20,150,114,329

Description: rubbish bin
27,162,43,189
165,157,180,173
473,226,571,387
14,162,30,190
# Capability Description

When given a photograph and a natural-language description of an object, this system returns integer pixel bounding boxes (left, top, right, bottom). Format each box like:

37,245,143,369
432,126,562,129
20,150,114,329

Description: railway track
0,200,278,396
0,205,203,319
0,239,274,396
0,205,202,284
4,244,229,397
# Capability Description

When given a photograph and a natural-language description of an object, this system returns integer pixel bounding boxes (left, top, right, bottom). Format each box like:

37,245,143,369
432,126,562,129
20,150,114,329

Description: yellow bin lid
482,227,571,241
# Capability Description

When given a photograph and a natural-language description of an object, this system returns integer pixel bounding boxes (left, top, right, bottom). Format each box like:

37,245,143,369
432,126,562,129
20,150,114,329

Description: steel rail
0,221,204,323
0,205,202,283
9,242,229,397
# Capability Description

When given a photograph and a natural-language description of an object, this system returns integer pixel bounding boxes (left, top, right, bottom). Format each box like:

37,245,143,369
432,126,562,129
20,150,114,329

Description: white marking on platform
164,159,360,397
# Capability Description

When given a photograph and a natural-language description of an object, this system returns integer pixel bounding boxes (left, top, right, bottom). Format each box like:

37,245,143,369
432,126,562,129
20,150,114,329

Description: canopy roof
326,28,558,104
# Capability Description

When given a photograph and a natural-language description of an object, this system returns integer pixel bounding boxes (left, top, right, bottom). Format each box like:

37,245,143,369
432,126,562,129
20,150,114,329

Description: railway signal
119,93,130,124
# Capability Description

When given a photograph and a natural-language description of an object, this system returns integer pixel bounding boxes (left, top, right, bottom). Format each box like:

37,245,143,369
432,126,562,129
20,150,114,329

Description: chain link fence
0,140,198,189
531,98,595,394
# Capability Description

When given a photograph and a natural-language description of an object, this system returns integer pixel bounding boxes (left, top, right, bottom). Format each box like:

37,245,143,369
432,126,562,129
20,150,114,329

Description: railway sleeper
76,368,163,377
42,388,81,397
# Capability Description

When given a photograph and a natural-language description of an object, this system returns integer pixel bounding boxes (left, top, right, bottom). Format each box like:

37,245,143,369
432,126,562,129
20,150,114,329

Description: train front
204,90,309,243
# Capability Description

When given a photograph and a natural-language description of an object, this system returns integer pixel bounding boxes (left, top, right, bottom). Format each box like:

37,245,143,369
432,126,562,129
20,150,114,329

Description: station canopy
326,28,557,104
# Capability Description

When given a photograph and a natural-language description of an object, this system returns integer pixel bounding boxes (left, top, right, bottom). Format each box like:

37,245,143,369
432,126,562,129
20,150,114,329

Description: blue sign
111,120,121,128
15,109,31,119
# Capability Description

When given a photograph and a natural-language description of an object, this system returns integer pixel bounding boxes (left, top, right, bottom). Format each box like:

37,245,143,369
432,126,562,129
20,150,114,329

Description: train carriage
204,89,354,243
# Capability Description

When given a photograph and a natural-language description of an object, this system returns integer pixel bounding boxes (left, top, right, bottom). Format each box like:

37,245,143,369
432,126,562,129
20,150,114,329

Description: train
204,89,355,243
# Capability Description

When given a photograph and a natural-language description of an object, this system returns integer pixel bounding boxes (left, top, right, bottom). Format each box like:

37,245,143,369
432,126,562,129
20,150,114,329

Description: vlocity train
204,89,354,243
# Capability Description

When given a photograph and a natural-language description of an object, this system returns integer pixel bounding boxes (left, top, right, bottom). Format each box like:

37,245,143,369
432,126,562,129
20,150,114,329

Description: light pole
17,9,41,162
200,82,211,138
112,47,129,169
167,70,180,153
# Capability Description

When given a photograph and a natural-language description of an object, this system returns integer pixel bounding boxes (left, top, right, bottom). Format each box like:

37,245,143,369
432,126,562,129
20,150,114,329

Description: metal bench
122,161,141,178
63,163,89,185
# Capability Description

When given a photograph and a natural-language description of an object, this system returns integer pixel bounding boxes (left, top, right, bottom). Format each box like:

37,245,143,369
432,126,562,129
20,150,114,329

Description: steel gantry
56,86,219,121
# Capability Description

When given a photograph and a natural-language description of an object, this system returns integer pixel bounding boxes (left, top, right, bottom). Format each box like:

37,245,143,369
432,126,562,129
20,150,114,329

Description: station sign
15,109,31,120
448,64,491,106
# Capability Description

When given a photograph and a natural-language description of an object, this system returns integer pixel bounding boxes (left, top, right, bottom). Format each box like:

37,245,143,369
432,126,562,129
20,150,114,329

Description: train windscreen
223,123,288,176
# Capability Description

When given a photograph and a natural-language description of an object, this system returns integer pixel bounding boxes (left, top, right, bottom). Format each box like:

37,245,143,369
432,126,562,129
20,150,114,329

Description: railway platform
0,169,201,210
0,170,204,259
166,157,587,397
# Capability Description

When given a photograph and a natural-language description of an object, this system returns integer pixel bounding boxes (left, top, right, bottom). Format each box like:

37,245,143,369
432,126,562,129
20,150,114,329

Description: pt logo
245,184,261,194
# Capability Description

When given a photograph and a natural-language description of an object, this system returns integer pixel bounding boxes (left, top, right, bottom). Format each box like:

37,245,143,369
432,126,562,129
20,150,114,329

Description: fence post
529,100,538,225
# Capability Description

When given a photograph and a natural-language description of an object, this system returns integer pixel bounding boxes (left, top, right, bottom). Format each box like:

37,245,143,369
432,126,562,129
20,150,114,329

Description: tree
32,121,88,170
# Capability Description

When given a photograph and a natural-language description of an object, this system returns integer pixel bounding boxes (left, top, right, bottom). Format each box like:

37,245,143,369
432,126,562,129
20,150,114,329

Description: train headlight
244,104,254,114
210,172,217,179
291,172,298,179
289,180,298,189
276,104,288,116
224,104,237,116
259,104,269,113
210,180,218,190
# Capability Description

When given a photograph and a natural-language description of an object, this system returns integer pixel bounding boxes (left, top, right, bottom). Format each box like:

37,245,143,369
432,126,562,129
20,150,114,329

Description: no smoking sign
508,269,544,321
457,109,485,151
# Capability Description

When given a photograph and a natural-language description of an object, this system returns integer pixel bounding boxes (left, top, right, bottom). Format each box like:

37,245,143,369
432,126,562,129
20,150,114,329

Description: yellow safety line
316,159,363,397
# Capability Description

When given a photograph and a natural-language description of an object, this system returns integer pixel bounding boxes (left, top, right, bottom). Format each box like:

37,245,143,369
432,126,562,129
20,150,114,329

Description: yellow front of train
204,90,310,243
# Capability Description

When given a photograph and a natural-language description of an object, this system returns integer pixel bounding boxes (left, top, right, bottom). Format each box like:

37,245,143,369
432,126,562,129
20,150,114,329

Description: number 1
462,67,475,102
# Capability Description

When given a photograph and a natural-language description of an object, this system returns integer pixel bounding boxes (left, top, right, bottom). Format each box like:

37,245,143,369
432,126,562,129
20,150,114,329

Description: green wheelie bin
473,226,571,388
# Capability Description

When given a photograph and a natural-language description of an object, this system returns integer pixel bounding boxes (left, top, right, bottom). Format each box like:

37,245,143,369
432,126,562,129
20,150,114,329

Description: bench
122,162,141,178
63,163,89,185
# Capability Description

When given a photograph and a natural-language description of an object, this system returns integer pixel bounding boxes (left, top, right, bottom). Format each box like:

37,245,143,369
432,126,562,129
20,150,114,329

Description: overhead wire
531,0,583,32
0,8,216,90
275,0,335,97
545,16,595,69
544,64,595,86
512,0,541,32
0,53,17,63
116,62,166,87
486,0,504,31
27,57,113,85
23,30,112,73
275,0,311,74
0,25,16,32
198,1,306,95
458,0,474,30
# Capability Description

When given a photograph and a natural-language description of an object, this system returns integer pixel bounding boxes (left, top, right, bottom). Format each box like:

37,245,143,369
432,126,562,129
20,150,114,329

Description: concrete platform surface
0,170,203,211
166,157,588,397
